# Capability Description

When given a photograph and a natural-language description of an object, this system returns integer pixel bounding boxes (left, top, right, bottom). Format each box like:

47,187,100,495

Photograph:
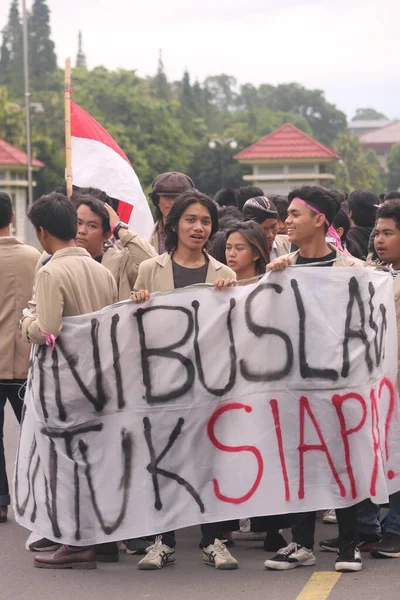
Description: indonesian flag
70,101,154,240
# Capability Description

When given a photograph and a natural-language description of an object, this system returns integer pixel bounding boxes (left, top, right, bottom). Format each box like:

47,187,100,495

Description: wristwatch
113,221,129,239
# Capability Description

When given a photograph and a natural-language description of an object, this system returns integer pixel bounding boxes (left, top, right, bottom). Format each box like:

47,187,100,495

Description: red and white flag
70,101,154,240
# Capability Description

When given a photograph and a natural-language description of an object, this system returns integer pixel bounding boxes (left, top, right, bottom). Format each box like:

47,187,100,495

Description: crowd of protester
1,173,400,573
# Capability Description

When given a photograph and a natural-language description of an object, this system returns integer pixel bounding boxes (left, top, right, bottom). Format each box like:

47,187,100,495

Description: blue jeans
357,494,400,536
0,379,25,506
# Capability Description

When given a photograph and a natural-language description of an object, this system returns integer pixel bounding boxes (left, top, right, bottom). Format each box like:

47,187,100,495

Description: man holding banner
265,185,366,573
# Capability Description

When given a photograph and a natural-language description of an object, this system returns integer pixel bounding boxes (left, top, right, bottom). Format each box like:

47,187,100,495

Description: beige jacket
135,252,236,293
22,247,117,345
282,245,365,267
274,235,291,257
35,230,157,300
0,237,41,379
150,222,160,254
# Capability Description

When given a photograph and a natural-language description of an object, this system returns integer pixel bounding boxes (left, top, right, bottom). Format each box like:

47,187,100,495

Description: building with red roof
234,123,340,195
0,139,44,239
359,121,400,171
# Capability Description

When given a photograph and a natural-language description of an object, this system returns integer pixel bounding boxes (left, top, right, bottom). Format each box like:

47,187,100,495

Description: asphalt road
2,404,399,600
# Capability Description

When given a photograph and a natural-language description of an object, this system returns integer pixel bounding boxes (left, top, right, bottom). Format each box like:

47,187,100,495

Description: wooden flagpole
64,57,73,198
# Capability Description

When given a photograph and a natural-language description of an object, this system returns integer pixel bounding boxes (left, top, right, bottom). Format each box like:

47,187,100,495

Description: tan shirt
0,237,41,379
135,252,236,293
282,245,365,268
35,230,157,301
22,247,117,345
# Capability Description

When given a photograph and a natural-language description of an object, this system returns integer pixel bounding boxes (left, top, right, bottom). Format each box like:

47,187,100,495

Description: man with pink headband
265,186,365,574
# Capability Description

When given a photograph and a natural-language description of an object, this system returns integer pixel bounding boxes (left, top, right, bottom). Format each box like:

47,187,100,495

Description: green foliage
0,0,24,94
333,131,384,193
387,144,400,191
29,0,57,88
352,108,388,121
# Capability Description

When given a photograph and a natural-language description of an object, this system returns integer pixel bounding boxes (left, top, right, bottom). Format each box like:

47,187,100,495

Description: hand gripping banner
14,268,400,546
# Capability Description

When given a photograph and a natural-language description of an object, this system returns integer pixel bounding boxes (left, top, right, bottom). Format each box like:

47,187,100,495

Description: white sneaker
323,509,337,524
233,518,265,541
264,542,316,570
137,536,176,570
203,538,239,570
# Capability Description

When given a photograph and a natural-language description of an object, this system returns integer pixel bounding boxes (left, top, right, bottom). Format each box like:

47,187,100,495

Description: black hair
28,193,77,240
214,188,237,208
377,200,400,230
288,185,341,233
165,190,219,253
235,186,264,212
332,208,350,242
268,195,288,222
226,221,270,276
208,230,228,265
54,182,118,211
384,191,400,202
75,195,111,233
218,205,243,223
149,191,163,222
0,192,13,229
347,189,378,228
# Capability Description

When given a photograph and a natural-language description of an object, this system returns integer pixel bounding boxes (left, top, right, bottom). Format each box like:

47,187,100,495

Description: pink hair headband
292,197,344,252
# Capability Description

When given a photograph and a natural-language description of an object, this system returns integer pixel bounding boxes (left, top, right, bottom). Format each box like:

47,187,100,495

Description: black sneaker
28,537,61,552
122,537,150,555
320,532,381,553
370,532,400,558
335,543,362,572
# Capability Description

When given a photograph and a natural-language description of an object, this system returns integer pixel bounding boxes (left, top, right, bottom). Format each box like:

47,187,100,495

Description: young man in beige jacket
0,192,41,524
21,193,118,570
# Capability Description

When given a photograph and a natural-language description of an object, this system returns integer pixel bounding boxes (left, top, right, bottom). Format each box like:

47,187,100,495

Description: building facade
234,123,340,195
0,139,44,239
359,121,400,172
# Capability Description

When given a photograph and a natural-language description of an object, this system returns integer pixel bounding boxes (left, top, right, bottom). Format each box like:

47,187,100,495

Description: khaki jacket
274,235,291,257
135,252,236,293
0,237,41,379
282,245,365,268
35,230,157,300
22,247,117,345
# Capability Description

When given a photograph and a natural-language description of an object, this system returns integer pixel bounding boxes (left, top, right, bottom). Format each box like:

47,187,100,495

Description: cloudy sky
1,0,399,119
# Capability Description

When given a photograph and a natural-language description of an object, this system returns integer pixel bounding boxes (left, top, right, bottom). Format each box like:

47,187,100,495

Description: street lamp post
22,0,33,209
208,138,238,188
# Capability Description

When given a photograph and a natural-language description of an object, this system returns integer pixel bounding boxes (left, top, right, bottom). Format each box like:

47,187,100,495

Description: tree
153,49,170,101
0,85,25,147
352,108,388,121
332,131,384,192
0,0,23,94
29,0,57,87
75,31,86,69
387,144,400,191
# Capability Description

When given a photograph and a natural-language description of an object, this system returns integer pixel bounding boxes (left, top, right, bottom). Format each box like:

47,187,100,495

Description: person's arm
22,271,64,344
105,203,157,263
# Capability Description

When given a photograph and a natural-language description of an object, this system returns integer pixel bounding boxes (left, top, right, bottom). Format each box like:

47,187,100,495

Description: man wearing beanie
149,172,195,253
265,186,364,574
243,196,290,259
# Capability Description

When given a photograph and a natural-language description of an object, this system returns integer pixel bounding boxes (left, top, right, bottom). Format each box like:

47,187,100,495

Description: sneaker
121,537,150,555
320,532,381,553
202,538,238,570
263,531,288,552
322,509,337,524
28,537,62,553
137,536,175,570
264,542,316,570
0,506,8,523
335,543,362,572
234,519,265,541
370,532,400,558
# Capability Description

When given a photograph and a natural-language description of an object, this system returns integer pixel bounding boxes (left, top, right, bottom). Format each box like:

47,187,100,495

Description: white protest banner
14,268,400,546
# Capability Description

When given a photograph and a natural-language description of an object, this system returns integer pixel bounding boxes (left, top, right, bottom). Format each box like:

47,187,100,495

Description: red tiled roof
0,139,45,167
234,123,340,161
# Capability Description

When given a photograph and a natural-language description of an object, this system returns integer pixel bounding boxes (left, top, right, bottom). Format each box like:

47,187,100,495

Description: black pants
158,522,226,548
0,379,25,507
292,506,359,549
